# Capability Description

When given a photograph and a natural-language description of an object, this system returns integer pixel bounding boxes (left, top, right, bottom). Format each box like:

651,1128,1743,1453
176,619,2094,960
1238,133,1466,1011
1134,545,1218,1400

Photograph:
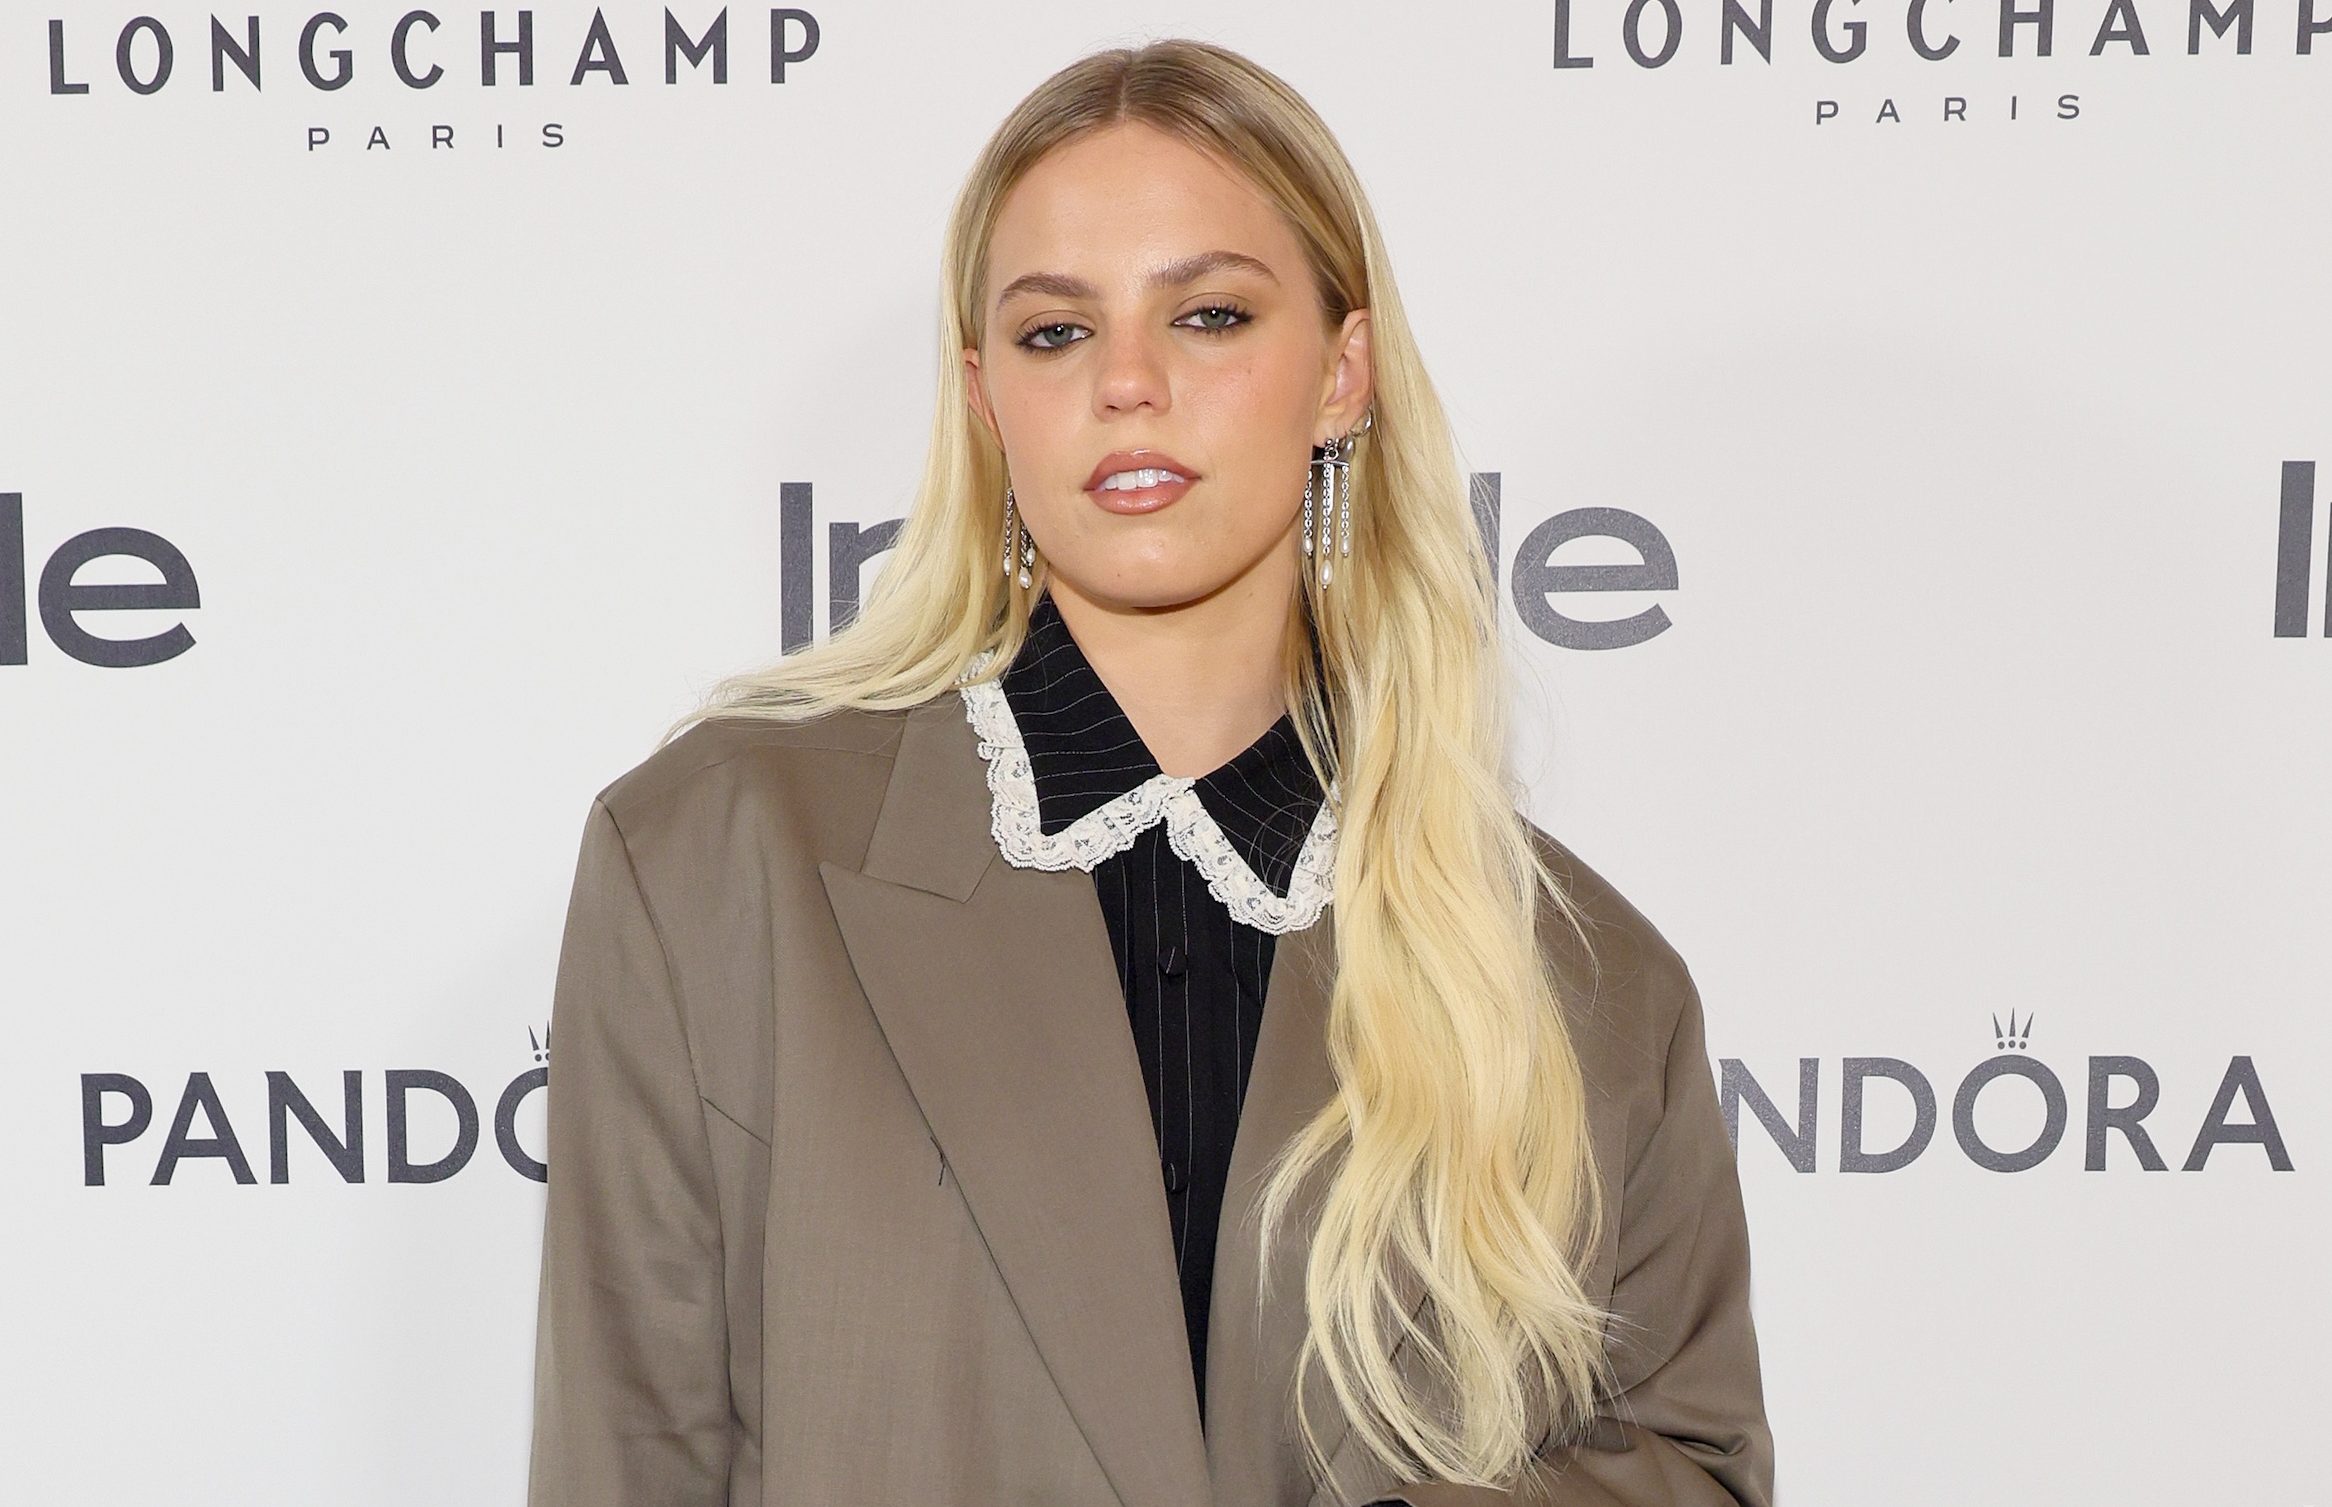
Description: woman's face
963,121,1373,619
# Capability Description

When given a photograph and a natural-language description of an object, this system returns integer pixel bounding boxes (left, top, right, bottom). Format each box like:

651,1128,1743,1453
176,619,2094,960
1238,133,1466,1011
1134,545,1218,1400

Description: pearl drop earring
1304,407,1374,588
1001,486,1033,590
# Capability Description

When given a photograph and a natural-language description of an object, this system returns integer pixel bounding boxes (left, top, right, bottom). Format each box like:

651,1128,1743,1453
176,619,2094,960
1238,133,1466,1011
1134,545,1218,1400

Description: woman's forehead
987,126,1297,290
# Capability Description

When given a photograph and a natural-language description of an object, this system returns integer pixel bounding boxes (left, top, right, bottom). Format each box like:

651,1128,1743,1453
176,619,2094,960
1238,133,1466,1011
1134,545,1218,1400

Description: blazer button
1162,1160,1185,1193
1159,944,1187,977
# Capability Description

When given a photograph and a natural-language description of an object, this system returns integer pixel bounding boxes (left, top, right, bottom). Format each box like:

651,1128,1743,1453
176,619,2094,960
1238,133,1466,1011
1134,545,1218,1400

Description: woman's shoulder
588,699,923,851
1520,817,1704,1075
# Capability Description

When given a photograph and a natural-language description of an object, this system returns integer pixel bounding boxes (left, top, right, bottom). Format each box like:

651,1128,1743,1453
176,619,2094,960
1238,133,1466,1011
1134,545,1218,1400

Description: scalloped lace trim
956,654,1336,936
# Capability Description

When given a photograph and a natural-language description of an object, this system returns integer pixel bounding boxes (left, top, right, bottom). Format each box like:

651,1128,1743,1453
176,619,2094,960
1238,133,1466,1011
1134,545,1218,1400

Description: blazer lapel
1200,908,1345,1501
1204,908,1434,1507
818,693,1212,1507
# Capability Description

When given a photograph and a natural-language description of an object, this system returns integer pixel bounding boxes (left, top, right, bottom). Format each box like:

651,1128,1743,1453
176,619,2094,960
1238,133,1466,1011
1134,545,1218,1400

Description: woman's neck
1042,572,1294,779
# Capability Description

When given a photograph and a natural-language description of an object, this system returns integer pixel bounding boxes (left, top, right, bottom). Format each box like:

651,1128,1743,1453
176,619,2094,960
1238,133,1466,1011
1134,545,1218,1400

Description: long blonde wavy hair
657,37,1613,1493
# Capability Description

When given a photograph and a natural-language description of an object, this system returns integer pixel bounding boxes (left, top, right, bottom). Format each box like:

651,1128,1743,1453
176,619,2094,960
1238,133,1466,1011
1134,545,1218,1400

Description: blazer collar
819,691,1422,1507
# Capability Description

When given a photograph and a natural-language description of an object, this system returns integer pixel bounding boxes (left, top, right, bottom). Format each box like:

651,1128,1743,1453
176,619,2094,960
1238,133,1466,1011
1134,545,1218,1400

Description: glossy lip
1083,449,1200,516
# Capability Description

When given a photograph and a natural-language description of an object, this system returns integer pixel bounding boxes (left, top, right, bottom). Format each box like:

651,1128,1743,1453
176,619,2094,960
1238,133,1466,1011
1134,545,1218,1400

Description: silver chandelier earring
1302,406,1375,588
1001,486,1034,589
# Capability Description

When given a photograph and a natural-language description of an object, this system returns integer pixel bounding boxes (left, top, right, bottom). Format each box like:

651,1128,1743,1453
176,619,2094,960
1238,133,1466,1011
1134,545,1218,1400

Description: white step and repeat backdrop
2,3,2323,1503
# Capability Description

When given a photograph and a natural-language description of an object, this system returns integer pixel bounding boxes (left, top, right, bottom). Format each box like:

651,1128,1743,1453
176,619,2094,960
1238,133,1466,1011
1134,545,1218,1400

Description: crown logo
528,1022,553,1065
1991,1010,2033,1052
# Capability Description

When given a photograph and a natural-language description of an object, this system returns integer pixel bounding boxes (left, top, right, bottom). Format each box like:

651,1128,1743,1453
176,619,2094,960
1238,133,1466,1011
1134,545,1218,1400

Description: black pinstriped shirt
998,591,1328,1421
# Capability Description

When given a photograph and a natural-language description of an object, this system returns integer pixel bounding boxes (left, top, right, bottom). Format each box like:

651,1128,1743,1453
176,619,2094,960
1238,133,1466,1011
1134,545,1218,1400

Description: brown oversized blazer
526,689,1775,1507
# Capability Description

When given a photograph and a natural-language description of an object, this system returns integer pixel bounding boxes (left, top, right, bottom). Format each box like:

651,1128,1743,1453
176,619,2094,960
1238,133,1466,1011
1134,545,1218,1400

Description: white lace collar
955,651,1338,936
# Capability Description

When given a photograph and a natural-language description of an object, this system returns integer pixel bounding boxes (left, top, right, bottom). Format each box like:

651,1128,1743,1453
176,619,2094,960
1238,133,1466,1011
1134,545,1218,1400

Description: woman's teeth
1098,468,1186,491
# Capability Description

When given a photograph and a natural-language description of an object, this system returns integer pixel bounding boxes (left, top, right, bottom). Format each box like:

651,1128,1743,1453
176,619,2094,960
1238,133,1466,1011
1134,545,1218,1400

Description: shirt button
1159,944,1187,977
1163,1160,1185,1193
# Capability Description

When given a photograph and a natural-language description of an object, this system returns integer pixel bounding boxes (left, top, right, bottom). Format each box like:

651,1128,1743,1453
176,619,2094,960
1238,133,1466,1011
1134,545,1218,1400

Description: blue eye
1177,302,1254,335
1018,321,1085,352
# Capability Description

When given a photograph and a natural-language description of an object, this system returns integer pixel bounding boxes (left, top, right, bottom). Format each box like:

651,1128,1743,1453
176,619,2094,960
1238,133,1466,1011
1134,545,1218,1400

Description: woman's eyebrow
994,248,1278,311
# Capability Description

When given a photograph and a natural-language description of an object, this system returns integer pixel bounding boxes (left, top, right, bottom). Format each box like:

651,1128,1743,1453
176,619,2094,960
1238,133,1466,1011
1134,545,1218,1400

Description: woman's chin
1047,565,1252,616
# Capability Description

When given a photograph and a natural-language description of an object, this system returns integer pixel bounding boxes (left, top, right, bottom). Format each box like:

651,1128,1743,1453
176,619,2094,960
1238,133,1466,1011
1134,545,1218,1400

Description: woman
527,38,1773,1507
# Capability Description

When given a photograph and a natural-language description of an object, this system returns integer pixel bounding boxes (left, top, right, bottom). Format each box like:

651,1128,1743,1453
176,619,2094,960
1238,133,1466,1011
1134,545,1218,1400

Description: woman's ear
1319,308,1375,441
963,348,1002,447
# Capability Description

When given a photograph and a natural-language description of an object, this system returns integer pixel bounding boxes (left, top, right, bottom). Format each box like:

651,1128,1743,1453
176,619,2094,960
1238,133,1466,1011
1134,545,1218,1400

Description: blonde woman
527,37,1773,1507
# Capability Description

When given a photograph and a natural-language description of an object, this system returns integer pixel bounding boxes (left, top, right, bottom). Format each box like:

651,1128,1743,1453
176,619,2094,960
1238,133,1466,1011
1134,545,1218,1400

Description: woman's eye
1018,321,1086,352
1178,303,1252,335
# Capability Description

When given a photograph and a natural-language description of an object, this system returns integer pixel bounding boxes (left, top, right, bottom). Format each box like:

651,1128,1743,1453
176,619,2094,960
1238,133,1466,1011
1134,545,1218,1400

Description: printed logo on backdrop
2,492,199,668
1551,0,2332,126
1721,1012,2296,1173
79,1026,552,1185
772,472,1684,654
13,463,2326,666
40,6,822,152
2271,459,2329,637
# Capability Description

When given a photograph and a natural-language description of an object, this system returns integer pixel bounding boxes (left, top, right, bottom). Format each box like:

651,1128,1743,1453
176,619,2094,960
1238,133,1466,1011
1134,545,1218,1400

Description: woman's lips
1085,472,1195,514
1083,450,1199,515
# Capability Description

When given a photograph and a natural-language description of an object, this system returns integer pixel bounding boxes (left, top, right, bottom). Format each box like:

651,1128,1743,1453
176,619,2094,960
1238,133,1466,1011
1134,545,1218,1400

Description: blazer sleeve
527,796,735,1505
1372,965,1775,1507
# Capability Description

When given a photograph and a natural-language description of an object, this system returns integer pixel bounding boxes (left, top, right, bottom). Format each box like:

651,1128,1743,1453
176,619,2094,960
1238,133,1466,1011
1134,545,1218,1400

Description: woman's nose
1090,325,1173,416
